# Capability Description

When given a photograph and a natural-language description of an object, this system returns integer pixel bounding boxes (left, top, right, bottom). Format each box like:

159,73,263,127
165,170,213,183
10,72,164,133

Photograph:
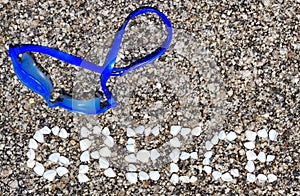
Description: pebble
257,129,268,138
269,129,278,141
221,172,233,182
246,151,257,161
126,128,136,137
80,151,90,162
26,149,35,160
136,150,150,163
180,128,191,136
33,130,44,143
189,176,197,183
33,162,45,176
92,126,102,135
78,174,89,183
99,157,110,169
218,130,226,140
58,128,69,139
211,135,219,145
79,165,89,174
126,172,137,184
80,127,91,138
170,163,179,173
257,174,267,183
212,171,222,180
150,149,160,161
205,141,213,150
244,141,256,150
191,126,202,136
257,152,266,162
190,152,198,159
230,169,239,177
204,166,212,174
247,173,256,182
226,131,237,141
135,125,145,135
128,164,137,171
179,176,189,183
90,151,100,159
202,157,210,165
266,155,275,162
49,152,60,163
102,127,110,136
104,168,116,177
99,147,111,157
28,138,38,149
56,167,68,177
170,174,179,184
169,149,180,163
245,161,255,172
104,136,114,147
80,139,92,151
169,137,181,148
204,151,213,158
151,125,160,136
245,131,257,141
43,170,57,181
27,159,35,168
138,171,149,180
39,126,51,134
180,152,190,160
267,174,277,182
51,126,60,136
125,154,137,163
149,171,160,181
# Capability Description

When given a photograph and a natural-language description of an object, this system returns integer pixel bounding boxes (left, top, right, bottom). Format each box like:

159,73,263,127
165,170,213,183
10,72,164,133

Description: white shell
33,162,45,176
169,137,181,148
170,125,181,136
126,144,135,153
49,152,60,163
191,126,202,136
204,151,213,158
226,131,237,141
102,127,110,136
190,152,198,159
247,173,256,182
180,128,191,136
135,125,145,135
257,129,268,138
126,128,136,137
138,171,149,180
79,165,89,174
126,138,135,145
244,141,256,150
136,150,150,163
202,157,210,165
51,126,60,136
150,149,160,161
99,157,110,169
221,172,233,182
211,135,219,145
28,138,38,150
43,170,56,181
33,130,44,143
126,172,137,184
180,152,190,160
144,127,151,136
245,130,257,141
246,151,257,161
204,166,212,174
230,169,239,177
218,130,226,140
90,151,100,159
104,168,116,178
257,152,266,162
257,174,267,182
269,129,278,141
27,159,35,168
92,126,102,135
170,174,179,184
125,154,137,163
80,139,92,151
39,126,51,134
267,174,277,182
179,176,189,183
212,171,222,180
190,176,197,183
205,141,213,150
170,163,179,173
245,161,255,172
266,155,275,162
56,167,68,177
80,151,90,162
26,149,35,160
80,127,90,138
104,136,114,148
99,147,111,157
78,174,89,183
149,171,160,181
59,156,70,166
169,149,180,163
151,125,160,136
58,128,69,139
128,164,137,171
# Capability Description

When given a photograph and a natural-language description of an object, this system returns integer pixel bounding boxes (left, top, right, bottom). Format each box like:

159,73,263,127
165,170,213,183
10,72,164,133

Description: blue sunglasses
9,7,172,115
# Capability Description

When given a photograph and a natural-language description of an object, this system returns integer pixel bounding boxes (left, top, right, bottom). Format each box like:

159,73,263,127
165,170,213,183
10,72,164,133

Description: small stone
27,159,35,168
43,170,56,181
126,128,136,137
170,125,181,136
91,151,100,159
39,126,51,134
149,171,160,181
151,125,160,136
78,174,89,183
59,156,71,166
170,163,179,173
33,162,45,176
99,157,110,169
49,153,60,163
221,172,233,182
125,154,137,163
79,165,89,174
102,127,110,136
211,135,219,145
80,127,90,138
266,155,275,162
179,176,189,183
218,130,226,140
99,147,111,157
269,129,278,141
180,152,190,160
204,166,212,174
80,139,92,151
246,151,257,161
26,149,35,160
56,167,68,177
169,137,181,148
204,151,213,158
202,157,210,165
58,128,69,139
150,149,160,161
257,152,266,162
257,174,267,182
92,126,102,135
190,152,198,159
245,161,255,172
51,126,60,136
136,150,150,163
205,141,213,150
80,151,90,162
191,126,202,136
257,129,268,138
139,171,149,180
104,136,114,147
104,168,116,177
144,127,151,136
128,164,137,171
246,131,257,141
135,125,145,135
189,176,197,183
28,139,38,150
180,128,191,136
244,141,256,150
33,130,44,143
226,131,237,141
169,148,180,163
170,174,179,184
267,174,277,182
212,171,222,180
247,173,256,182
126,172,137,184
230,169,239,177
